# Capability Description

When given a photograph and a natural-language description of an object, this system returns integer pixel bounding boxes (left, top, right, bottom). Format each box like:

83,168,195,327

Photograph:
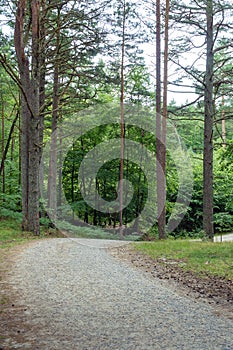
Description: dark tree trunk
47,64,59,219
47,6,62,221
57,128,63,217
20,93,30,231
160,0,169,238
119,0,126,239
38,0,46,220
1,95,5,194
0,109,19,177
221,96,226,147
14,0,41,235
156,0,166,239
134,129,144,233
28,0,40,235
203,0,214,240
71,142,75,221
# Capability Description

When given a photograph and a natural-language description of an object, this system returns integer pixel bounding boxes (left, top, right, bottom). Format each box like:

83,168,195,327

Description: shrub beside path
1,238,233,349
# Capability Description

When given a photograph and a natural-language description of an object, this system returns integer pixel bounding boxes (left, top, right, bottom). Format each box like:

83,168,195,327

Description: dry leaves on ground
110,244,233,319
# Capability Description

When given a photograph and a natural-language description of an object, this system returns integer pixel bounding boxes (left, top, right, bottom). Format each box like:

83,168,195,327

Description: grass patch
0,218,64,251
0,218,36,250
133,240,233,280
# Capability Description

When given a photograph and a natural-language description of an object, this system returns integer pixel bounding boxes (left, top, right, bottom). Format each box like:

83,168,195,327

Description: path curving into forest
1,238,233,349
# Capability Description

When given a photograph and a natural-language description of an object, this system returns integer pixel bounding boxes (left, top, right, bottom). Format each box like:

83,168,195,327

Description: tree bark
38,0,46,220
14,0,41,235
161,0,170,238
1,93,5,194
0,109,19,177
47,61,59,219
57,128,63,217
47,6,62,221
156,0,166,239
119,0,126,239
221,95,226,147
203,0,214,240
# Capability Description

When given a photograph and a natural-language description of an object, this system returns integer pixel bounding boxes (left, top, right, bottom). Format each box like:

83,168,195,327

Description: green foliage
0,0,233,239
57,220,139,241
146,225,159,240
0,193,21,221
39,216,52,228
212,144,233,232
214,212,233,233
61,113,233,237
62,123,152,230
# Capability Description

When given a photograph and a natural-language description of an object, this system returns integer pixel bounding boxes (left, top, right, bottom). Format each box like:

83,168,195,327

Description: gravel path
3,238,233,349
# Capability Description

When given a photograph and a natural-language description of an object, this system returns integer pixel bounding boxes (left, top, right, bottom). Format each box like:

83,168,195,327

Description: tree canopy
0,0,232,239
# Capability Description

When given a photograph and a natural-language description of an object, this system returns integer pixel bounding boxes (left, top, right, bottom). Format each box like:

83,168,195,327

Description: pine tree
168,0,233,239
14,0,41,235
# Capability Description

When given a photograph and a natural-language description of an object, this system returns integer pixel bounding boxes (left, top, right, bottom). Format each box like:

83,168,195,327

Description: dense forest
0,0,232,240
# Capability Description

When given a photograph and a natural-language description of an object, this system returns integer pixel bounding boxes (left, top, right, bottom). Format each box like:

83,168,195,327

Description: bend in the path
1,238,233,350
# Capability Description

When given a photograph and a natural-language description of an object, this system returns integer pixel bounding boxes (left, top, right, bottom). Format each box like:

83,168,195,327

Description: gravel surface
2,238,233,349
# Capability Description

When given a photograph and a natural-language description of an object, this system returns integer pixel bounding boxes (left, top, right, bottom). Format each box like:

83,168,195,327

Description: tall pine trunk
203,0,214,240
47,63,59,220
119,0,126,239
161,0,170,238
156,0,166,239
1,94,5,195
14,0,41,235
47,6,62,221
38,0,46,220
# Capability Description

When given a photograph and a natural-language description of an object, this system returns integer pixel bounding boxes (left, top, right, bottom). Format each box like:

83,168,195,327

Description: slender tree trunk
156,0,166,239
38,0,46,220
203,0,214,240
94,145,99,226
134,129,144,233
93,179,98,226
20,73,30,232
80,136,89,223
57,127,63,217
47,6,62,221
47,64,59,219
119,0,126,239
18,106,21,192
221,95,226,148
0,109,19,177
1,94,5,194
160,0,170,238
9,134,15,194
71,142,75,221
39,0,46,150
